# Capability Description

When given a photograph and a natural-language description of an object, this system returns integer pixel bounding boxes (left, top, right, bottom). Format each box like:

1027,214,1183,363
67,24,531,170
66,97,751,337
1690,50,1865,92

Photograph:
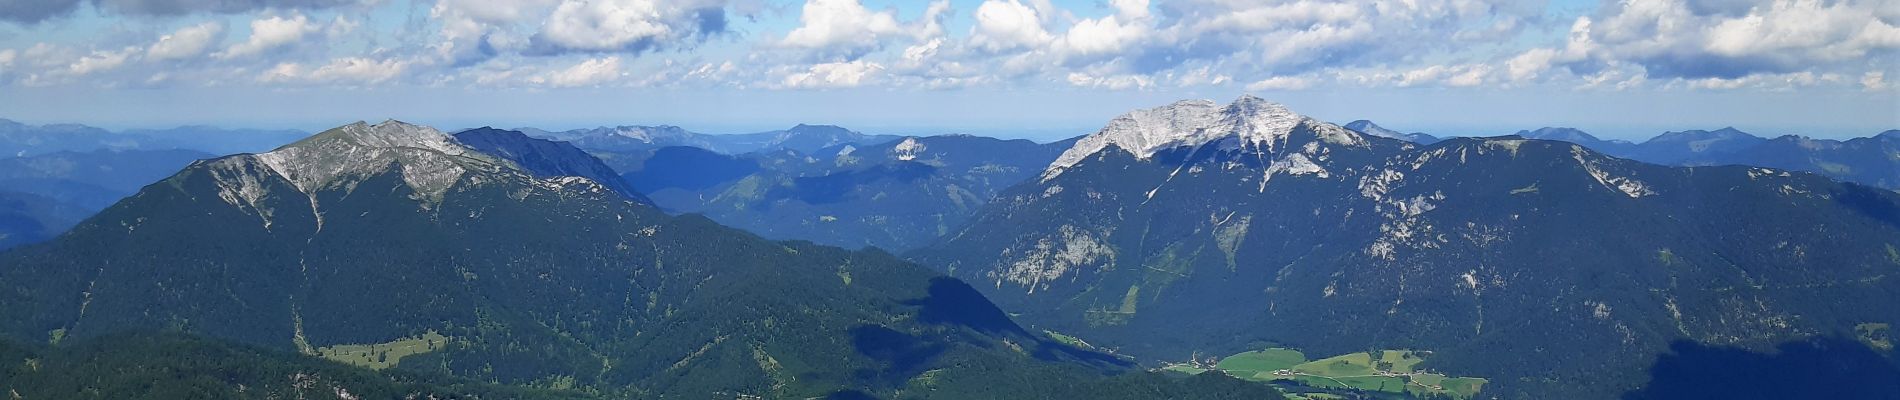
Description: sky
0,0,1894,141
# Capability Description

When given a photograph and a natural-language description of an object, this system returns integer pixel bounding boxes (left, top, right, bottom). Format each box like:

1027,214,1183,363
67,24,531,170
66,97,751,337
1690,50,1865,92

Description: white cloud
779,60,882,89
1863,71,1889,91
1506,48,1556,82
686,60,737,81
1681,71,1839,90
1245,75,1312,91
970,0,1051,52
22,43,70,68
308,57,407,83
779,0,946,60
538,56,624,87
1701,0,1895,60
258,57,408,84
147,21,224,61
436,0,553,24
1173,65,1230,86
1399,64,1492,87
1110,0,1149,19
217,14,321,59
1065,72,1152,90
1053,4,1149,61
530,0,727,54
431,0,553,64
68,47,137,76
258,62,304,83
1,0,1893,94
1514,0,1899,87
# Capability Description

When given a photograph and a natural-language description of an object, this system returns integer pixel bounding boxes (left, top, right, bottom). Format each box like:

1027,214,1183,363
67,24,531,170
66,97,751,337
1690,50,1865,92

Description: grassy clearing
1215,348,1307,374
1119,286,1140,314
1045,330,1097,350
1192,347,1487,399
1161,365,1207,375
314,331,450,370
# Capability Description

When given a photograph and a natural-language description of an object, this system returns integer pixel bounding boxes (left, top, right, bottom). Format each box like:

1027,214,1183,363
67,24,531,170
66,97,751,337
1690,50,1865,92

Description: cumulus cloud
1680,71,1842,90
258,56,408,84
1863,71,1890,91
1129,0,1531,75
0,0,1893,92
1053,0,1151,63
779,0,948,61
1517,0,1900,84
970,0,1051,53
309,57,407,83
147,21,224,61
431,0,554,65
537,56,623,87
1244,75,1312,91
1065,72,1153,90
215,14,321,59
528,0,728,55
778,60,882,89
1172,65,1230,86
67,47,137,76
1399,64,1492,87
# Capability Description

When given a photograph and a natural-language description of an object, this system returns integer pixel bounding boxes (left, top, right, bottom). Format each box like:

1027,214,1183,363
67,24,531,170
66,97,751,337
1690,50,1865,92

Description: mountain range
1343,120,1442,144
1515,126,1900,190
1,103,1894,399
1355,121,1899,191
0,118,305,157
620,134,1078,251
0,120,1278,399
523,123,901,155
0,149,216,250
909,96,1900,398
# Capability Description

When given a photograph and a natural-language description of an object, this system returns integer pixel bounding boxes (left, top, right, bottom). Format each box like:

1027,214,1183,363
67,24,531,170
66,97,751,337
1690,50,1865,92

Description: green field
1215,348,1308,374
313,331,450,369
1179,347,1488,399
1045,330,1097,350
1161,365,1208,375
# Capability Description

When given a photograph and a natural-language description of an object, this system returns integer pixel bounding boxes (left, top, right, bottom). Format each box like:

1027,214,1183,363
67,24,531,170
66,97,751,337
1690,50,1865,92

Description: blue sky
0,0,1893,141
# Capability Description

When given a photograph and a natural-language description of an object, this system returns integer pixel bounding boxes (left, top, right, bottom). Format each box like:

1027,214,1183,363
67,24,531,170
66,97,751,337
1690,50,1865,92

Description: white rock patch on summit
252,120,507,204
892,137,925,161
1044,95,1325,181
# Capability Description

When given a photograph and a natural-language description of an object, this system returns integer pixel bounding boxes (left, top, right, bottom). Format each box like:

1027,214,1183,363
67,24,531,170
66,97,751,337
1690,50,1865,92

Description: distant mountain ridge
619,133,1077,251
524,123,900,155
1516,126,1638,154
1508,125,1899,189
0,148,216,250
1344,120,1898,190
0,118,304,157
0,191,89,250
1343,120,1441,144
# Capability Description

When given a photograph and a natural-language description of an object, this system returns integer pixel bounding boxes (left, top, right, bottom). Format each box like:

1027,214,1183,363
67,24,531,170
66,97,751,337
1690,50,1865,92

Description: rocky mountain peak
249,120,507,202
1043,95,1361,180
